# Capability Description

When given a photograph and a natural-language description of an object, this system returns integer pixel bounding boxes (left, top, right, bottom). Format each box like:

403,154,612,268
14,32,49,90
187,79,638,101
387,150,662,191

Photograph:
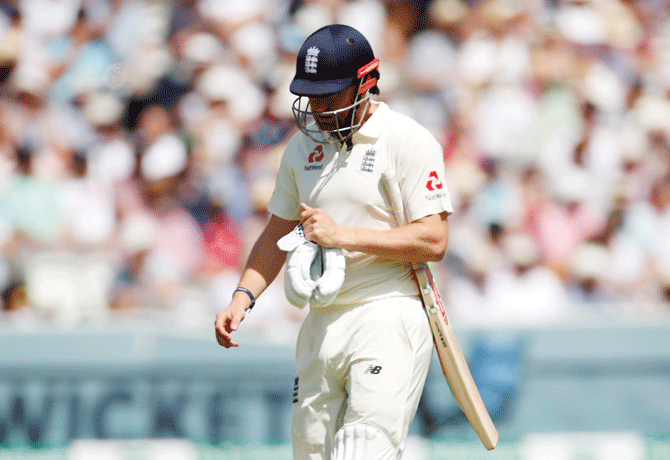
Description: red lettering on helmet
357,58,379,78
308,145,324,163
426,171,443,191
358,78,377,95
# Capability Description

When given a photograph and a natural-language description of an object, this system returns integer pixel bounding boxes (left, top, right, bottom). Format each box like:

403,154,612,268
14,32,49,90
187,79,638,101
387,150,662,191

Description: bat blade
416,263,499,450
381,170,499,450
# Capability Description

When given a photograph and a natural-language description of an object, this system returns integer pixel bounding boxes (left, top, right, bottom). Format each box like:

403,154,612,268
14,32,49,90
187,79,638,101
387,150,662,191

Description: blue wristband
233,287,255,310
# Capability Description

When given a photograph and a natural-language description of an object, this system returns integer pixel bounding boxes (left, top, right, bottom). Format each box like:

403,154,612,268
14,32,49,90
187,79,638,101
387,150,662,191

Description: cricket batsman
215,24,453,460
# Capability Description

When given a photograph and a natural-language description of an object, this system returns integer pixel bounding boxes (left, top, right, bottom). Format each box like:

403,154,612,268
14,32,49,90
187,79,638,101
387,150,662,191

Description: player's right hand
215,304,247,348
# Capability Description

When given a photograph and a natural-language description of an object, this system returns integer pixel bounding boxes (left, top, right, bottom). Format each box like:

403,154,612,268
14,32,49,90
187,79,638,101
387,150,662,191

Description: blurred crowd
0,0,669,338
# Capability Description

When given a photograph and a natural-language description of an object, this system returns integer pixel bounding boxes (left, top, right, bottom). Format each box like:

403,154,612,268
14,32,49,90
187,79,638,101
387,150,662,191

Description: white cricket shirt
268,102,453,306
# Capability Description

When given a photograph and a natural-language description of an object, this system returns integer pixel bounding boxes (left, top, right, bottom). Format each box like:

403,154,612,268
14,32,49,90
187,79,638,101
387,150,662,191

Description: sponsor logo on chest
305,145,325,171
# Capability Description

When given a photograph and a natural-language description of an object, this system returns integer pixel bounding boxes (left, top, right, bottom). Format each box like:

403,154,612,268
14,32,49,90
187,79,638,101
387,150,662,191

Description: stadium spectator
1,0,670,335
486,232,569,326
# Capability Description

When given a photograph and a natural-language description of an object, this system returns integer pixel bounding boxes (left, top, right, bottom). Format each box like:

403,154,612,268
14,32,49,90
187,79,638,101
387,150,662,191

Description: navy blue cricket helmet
290,24,379,97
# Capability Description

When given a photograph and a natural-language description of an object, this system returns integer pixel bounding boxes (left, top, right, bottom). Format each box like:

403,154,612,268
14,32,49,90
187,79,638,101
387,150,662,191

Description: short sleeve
267,141,301,221
393,122,453,222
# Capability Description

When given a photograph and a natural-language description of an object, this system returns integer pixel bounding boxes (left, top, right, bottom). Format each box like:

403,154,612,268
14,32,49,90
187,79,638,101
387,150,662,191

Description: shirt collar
353,101,389,143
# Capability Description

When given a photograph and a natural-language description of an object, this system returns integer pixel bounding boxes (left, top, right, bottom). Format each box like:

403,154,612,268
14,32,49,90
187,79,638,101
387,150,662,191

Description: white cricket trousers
292,296,433,460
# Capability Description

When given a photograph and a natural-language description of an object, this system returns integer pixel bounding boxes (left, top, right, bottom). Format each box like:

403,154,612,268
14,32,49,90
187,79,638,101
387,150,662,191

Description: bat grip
381,169,407,227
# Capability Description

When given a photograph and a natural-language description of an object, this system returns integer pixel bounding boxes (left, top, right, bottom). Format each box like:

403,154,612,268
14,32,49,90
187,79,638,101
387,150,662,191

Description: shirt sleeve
393,120,453,222
267,138,301,221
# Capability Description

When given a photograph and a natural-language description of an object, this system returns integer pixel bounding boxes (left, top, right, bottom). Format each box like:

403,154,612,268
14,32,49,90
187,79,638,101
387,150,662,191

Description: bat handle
382,169,407,227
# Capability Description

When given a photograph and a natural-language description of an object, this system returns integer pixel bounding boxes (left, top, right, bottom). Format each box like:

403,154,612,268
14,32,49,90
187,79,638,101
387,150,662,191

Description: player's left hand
300,203,341,248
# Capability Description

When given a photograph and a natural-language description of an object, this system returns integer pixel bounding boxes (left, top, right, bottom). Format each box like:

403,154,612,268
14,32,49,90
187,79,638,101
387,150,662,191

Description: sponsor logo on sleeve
426,170,447,201
426,171,443,191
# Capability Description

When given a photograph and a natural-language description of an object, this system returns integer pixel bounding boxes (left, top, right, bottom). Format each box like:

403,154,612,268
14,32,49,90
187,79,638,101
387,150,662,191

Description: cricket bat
382,169,499,450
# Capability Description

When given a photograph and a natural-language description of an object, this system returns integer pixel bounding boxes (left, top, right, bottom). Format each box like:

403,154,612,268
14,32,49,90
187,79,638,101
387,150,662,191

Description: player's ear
368,70,380,95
